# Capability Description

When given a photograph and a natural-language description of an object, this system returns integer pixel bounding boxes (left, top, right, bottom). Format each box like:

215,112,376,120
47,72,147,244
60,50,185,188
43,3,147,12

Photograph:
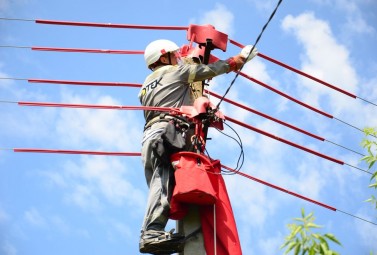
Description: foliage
281,208,341,255
361,127,377,209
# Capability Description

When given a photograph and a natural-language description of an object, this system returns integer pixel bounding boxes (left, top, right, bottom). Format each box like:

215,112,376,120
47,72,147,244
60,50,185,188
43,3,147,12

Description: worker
138,39,258,254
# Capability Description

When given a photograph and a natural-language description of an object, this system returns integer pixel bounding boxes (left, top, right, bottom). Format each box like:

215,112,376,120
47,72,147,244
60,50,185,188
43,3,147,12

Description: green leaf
305,212,314,221
301,208,306,218
294,217,305,222
320,242,329,253
294,243,301,255
292,225,303,237
284,241,298,254
371,171,377,180
309,246,316,255
319,236,330,250
324,233,342,245
307,222,322,229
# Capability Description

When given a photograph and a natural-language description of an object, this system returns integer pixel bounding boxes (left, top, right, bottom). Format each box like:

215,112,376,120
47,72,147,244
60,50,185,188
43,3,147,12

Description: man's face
160,51,182,66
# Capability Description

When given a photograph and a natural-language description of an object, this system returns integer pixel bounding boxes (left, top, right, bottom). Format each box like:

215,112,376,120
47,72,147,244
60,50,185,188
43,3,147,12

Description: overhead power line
221,164,377,226
0,76,371,152
0,45,144,54
13,148,141,156
207,91,365,156
1,16,376,106
1,99,368,174
3,43,371,135
215,0,283,110
4,146,375,226
0,17,34,22
35,19,189,30
230,39,377,107
1,9,376,238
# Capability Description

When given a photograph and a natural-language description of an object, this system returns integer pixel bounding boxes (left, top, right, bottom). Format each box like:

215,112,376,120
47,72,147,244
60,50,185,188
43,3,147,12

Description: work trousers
141,121,175,232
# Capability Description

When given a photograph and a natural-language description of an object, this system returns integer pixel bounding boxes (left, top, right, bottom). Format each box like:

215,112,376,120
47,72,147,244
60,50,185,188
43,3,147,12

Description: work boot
139,229,185,254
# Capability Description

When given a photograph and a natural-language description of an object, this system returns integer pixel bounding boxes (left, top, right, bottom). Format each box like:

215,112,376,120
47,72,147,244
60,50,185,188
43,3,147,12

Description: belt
144,114,191,131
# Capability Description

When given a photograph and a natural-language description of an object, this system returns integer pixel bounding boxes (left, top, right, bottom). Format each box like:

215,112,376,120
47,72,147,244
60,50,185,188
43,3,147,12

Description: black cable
215,0,283,111
334,117,377,139
223,121,245,172
325,140,365,157
214,121,245,174
358,96,377,107
337,209,377,226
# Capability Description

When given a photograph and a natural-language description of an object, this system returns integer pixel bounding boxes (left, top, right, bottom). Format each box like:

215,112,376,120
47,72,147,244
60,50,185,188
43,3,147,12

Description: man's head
144,39,181,70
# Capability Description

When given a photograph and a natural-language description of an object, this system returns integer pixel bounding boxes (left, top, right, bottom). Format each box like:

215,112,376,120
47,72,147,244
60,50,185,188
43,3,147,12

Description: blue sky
1,0,377,254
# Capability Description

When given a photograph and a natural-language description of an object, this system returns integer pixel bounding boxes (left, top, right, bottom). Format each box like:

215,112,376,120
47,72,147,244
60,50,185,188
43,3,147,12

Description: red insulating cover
169,152,242,255
171,152,218,205
187,24,228,51
180,44,220,64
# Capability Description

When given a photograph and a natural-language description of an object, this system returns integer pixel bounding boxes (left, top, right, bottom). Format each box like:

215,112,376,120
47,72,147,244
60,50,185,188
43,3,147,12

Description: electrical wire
0,44,144,54
214,121,245,174
207,90,366,156
1,76,366,157
2,11,376,228
4,99,370,174
215,0,283,111
0,17,34,22
4,145,375,226
222,164,377,226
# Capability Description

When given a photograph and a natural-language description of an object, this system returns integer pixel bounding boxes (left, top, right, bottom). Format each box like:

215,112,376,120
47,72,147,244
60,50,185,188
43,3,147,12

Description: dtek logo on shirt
140,77,162,97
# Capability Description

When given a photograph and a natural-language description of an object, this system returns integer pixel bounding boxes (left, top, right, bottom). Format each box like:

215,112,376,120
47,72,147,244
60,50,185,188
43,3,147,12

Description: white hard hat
144,39,180,67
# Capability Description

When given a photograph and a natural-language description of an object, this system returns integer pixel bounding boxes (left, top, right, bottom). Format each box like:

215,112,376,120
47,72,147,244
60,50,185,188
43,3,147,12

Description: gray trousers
141,122,175,232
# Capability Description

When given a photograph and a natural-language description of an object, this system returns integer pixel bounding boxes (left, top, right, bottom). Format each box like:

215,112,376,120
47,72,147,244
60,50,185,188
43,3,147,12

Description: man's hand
240,45,258,62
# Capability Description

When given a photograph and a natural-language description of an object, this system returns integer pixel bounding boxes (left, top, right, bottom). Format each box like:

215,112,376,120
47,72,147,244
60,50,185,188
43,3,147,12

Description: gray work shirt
138,60,231,123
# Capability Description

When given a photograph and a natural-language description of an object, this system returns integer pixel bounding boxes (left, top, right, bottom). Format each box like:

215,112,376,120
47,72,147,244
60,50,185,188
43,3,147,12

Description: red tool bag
171,151,218,205
169,152,242,255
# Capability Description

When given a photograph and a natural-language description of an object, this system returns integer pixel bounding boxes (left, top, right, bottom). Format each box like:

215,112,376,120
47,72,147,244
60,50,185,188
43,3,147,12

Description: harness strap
144,113,191,131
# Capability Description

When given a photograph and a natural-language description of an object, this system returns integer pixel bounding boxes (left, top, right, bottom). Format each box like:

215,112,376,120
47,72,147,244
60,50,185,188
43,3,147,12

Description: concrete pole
178,205,206,255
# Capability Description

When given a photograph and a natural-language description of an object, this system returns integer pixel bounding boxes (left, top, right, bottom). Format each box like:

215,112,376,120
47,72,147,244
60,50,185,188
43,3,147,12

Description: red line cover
207,90,325,141
225,115,344,165
14,148,141,156
28,79,142,87
31,46,144,54
36,19,188,30
18,101,177,112
239,71,334,119
221,164,337,211
229,39,356,98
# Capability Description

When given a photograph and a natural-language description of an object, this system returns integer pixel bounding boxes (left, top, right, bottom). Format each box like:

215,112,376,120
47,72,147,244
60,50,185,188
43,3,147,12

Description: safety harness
144,113,191,131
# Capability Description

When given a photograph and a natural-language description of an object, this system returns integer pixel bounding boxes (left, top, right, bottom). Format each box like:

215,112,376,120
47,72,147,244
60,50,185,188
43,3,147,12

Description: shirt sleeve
178,60,231,83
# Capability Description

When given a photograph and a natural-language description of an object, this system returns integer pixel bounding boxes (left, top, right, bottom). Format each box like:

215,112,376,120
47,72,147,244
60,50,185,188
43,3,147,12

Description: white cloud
245,0,276,12
50,215,70,235
0,0,30,11
226,172,278,227
23,207,92,239
281,12,360,116
355,209,377,251
50,156,145,213
111,220,132,239
0,0,10,12
192,3,234,36
243,58,279,90
1,241,17,255
24,207,47,227
258,232,284,255
55,91,142,151
66,183,101,212
0,207,10,223
311,0,375,35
